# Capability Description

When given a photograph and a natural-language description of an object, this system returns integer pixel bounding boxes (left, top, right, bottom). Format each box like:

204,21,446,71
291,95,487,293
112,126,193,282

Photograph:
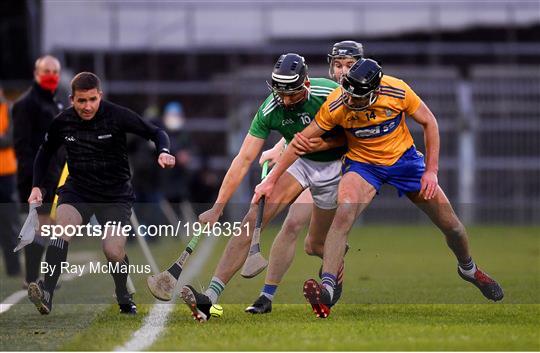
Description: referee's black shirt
33,100,171,202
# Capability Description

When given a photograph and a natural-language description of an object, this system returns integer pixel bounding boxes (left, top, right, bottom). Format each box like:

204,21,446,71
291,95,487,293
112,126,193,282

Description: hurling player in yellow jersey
254,58,503,318
246,41,363,314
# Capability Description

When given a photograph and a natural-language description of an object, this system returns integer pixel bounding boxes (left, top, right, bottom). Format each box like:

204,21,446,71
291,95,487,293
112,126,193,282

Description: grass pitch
0,225,538,351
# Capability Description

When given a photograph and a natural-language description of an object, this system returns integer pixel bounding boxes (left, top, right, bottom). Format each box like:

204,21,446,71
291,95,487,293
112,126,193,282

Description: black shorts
57,184,132,226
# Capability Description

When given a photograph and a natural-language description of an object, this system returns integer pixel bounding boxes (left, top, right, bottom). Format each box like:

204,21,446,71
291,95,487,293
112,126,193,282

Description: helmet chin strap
328,59,336,80
289,87,309,109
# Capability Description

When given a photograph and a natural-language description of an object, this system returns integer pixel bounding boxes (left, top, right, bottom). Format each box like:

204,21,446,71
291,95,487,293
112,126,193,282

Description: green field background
0,226,538,350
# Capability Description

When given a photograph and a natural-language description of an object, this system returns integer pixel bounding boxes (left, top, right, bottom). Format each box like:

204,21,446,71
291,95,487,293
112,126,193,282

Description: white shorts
286,157,341,210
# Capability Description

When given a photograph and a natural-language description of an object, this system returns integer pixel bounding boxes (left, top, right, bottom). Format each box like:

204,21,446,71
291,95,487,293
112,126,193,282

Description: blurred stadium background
1,0,539,224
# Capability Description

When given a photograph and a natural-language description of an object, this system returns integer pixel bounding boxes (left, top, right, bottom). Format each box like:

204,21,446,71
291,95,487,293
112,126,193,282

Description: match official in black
12,55,65,287
27,72,175,315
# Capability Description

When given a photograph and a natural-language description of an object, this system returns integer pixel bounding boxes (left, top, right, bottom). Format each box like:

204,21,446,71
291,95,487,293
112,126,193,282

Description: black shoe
27,280,52,315
23,279,62,290
180,285,212,322
118,293,137,314
458,267,504,302
245,295,272,314
303,279,331,319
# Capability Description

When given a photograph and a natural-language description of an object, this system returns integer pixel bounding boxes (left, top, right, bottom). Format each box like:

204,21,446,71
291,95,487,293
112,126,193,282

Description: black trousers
0,174,21,275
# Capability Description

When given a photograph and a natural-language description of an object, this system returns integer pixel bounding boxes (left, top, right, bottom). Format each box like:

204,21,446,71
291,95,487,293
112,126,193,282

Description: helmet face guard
341,77,378,111
329,58,357,84
267,79,308,110
340,58,382,111
327,40,364,80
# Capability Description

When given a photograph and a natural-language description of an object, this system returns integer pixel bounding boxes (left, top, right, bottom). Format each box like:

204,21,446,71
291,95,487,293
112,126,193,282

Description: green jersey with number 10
248,78,345,162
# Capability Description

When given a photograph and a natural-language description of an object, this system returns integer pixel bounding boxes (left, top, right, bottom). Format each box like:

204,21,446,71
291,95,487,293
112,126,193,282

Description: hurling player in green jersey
179,53,346,321
245,41,364,315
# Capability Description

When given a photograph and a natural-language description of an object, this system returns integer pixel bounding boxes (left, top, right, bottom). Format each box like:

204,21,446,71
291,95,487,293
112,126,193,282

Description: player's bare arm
292,130,346,155
200,134,265,224
410,101,440,200
252,121,325,203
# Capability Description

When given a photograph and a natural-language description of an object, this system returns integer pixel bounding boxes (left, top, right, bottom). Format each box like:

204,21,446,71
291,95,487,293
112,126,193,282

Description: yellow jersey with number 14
315,75,422,166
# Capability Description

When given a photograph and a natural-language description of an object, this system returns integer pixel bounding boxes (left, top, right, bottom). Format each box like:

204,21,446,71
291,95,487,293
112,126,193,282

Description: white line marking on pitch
0,290,27,314
0,252,97,315
115,236,217,352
